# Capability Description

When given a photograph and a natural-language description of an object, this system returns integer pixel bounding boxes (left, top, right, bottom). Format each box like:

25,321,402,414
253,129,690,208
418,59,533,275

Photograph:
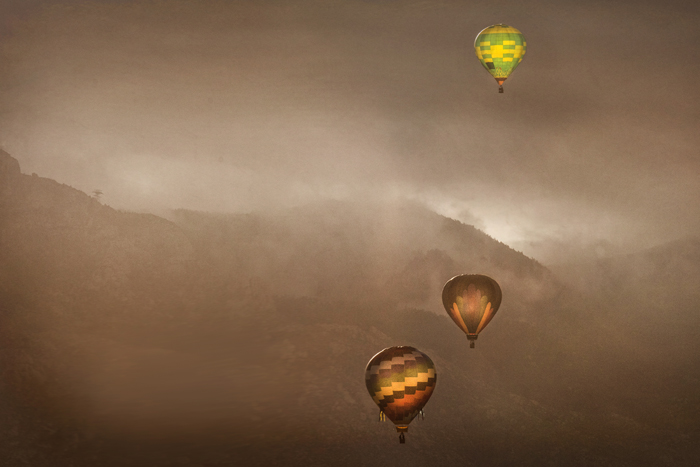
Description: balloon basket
395,426,408,444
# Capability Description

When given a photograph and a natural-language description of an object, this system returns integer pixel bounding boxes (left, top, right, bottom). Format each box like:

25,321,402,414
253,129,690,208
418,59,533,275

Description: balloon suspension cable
399,432,405,444
499,85,504,93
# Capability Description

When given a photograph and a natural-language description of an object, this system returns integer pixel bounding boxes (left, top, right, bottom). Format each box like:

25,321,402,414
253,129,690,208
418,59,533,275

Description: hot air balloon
442,274,502,348
364,346,437,444
474,24,526,93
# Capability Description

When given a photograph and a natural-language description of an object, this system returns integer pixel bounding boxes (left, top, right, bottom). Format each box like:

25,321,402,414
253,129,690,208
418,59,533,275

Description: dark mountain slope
168,201,554,320
0,149,698,466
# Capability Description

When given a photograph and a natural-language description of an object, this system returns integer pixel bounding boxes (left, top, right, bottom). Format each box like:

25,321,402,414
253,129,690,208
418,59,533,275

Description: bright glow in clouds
409,190,523,244
414,189,656,263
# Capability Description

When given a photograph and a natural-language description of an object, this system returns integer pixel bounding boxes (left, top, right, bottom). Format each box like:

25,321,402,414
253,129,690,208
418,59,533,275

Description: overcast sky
1,0,699,263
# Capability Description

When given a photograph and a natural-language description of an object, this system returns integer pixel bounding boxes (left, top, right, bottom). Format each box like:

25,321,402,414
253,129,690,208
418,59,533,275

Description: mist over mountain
1,150,699,466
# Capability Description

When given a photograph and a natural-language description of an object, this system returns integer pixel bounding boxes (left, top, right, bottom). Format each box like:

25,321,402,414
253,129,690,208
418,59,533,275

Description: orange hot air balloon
364,346,437,444
442,274,502,348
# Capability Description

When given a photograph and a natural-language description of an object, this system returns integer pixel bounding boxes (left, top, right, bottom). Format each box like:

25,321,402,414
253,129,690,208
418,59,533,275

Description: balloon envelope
442,274,502,347
474,24,526,91
364,346,436,439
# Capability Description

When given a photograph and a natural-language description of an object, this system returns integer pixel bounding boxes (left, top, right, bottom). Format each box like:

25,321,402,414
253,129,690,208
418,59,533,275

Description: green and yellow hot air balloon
442,274,502,348
474,24,526,93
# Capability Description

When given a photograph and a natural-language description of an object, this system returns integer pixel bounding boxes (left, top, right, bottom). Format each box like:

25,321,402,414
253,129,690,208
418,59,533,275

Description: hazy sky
1,0,699,263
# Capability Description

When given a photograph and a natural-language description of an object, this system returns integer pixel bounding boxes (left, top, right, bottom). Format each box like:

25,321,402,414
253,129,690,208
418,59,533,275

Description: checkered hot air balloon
364,346,437,444
442,274,503,348
474,24,526,93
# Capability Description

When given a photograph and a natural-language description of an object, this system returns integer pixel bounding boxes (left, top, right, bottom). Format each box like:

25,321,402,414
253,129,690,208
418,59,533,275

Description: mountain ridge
1,150,699,466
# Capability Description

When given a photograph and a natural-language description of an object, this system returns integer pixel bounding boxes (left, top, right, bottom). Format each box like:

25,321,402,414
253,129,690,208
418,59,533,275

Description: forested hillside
1,150,698,466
